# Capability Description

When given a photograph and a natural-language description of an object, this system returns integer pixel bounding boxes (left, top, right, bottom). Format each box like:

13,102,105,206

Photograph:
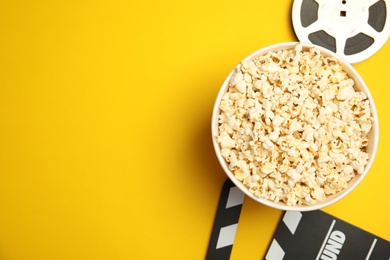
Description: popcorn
217,131,235,149
216,44,373,206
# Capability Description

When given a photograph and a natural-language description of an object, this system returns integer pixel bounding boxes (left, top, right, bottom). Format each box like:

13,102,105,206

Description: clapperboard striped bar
265,210,390,260
206,178,245,260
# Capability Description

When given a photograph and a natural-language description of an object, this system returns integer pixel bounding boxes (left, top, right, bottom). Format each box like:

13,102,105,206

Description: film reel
292,0,390,63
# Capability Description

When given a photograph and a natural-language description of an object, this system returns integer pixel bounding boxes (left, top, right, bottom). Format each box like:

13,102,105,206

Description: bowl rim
211,41,379,211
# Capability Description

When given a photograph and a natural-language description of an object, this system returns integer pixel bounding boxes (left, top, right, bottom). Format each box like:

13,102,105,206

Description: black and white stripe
206,178,245,260
265,211,303,260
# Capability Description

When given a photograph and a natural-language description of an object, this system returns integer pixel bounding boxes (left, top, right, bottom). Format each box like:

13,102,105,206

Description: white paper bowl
211,42,379,211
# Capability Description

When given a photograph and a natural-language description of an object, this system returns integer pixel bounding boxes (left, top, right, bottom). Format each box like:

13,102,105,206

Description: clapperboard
207,179,390,259
266,210,390,260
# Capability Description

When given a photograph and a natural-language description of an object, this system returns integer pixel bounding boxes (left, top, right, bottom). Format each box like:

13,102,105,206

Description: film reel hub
319,2,368,37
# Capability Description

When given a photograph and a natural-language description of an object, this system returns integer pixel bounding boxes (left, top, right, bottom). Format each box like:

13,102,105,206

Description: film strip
206,178,245,260
292,0,390,63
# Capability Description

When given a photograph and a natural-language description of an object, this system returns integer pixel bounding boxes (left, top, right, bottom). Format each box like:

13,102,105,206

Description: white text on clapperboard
320,231,346,260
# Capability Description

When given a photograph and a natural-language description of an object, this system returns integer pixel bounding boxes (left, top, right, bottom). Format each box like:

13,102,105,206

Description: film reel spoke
335,36,347,55
360,22,381,39
301,21,324,39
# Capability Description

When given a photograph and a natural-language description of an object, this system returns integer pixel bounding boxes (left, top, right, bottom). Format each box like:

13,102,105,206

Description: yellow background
0,1,389,259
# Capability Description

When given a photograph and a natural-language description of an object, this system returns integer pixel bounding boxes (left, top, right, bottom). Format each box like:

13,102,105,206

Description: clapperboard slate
265,210,390,260
206,179,390,259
